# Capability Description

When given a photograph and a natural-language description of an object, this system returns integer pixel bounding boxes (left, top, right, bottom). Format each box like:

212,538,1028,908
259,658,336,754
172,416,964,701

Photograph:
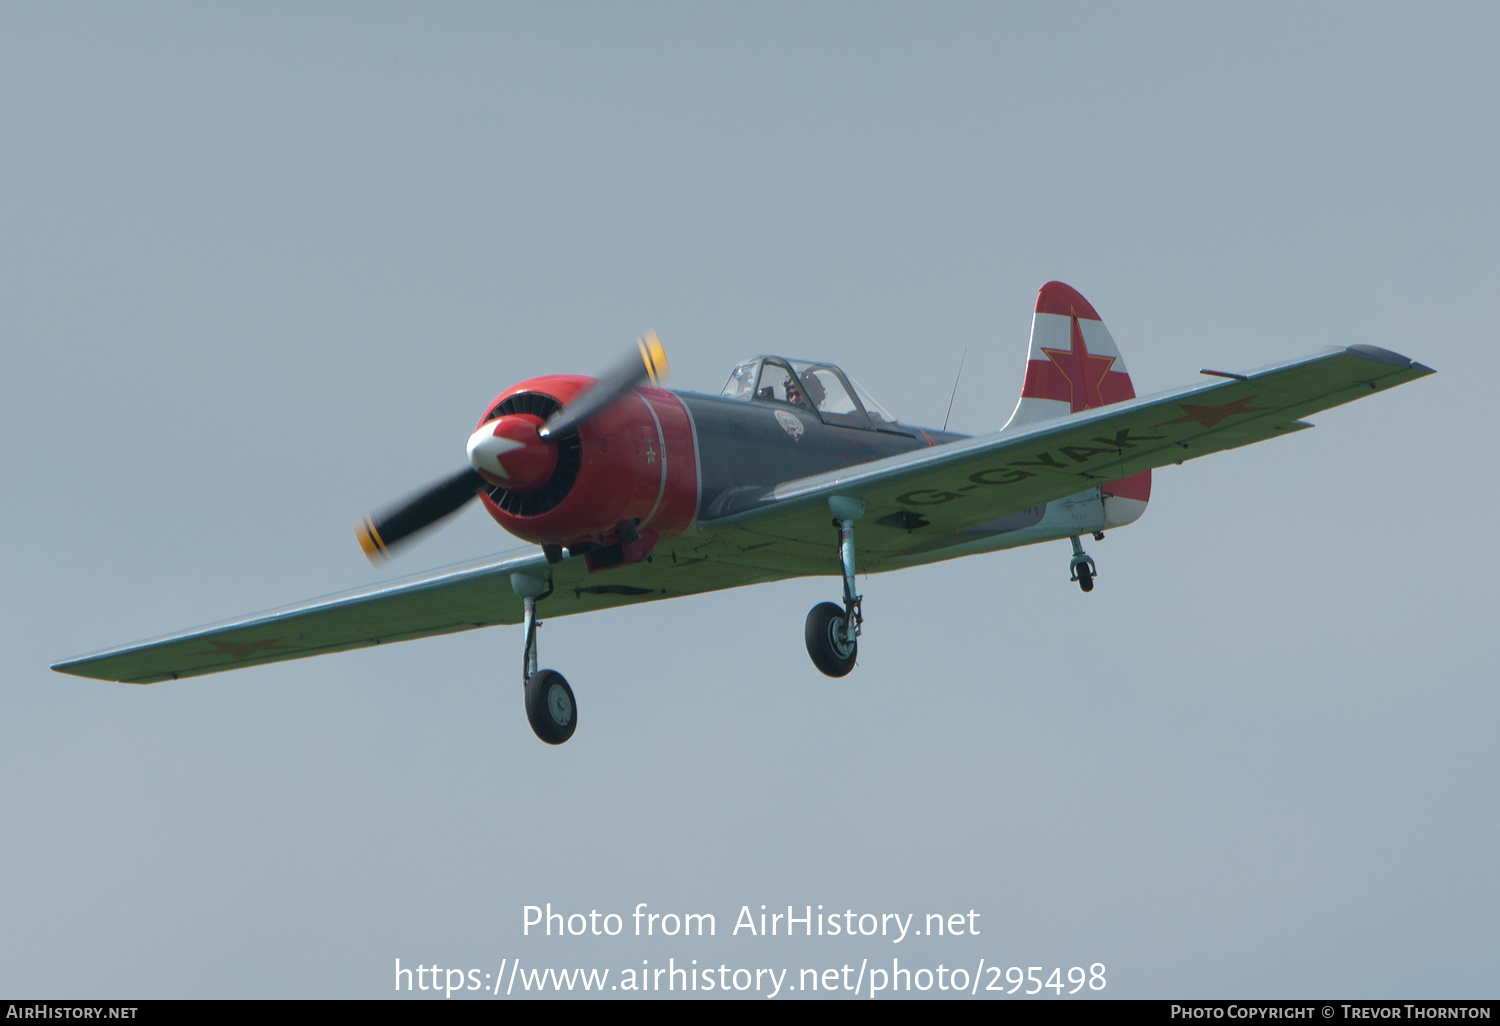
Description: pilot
785,373,826,411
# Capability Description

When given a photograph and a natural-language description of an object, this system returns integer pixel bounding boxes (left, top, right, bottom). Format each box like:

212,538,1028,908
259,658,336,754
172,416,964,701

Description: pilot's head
792,375,828,411
801,373,826,409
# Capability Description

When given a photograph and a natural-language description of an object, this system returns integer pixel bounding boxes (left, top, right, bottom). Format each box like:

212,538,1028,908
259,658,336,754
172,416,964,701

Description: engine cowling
474,374,699,552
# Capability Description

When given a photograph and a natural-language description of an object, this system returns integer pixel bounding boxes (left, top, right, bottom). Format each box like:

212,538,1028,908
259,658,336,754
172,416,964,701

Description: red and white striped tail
1003,281,1151,521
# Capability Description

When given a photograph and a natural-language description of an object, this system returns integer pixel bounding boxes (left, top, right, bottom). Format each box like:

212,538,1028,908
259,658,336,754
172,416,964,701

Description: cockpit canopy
720,357,900,431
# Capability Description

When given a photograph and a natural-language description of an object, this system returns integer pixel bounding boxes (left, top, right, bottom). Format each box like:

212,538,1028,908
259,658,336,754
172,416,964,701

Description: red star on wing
1154,395,1272,430
206,637,290,659
1039,313,1118,413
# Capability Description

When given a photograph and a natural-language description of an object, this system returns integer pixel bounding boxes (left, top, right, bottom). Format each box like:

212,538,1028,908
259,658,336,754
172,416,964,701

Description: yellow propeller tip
356,517,389,563
638,331,669,385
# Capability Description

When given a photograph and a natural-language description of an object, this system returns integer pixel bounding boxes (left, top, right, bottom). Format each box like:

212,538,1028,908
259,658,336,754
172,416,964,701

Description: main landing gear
805,496,865,677
512,572,576,745
1068,532,1103,593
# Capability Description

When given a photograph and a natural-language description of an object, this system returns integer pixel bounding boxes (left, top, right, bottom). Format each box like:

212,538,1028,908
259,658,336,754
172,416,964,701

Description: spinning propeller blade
356,467,485,561
355,333,668,562
539,331,668,439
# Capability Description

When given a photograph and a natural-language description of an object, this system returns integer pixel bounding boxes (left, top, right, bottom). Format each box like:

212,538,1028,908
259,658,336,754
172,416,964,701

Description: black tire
804,602,857,677
524,669,577,745
1077,565,1095,593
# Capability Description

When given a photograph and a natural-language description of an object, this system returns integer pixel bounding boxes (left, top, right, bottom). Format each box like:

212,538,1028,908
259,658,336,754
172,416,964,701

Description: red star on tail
1038,311,1118,413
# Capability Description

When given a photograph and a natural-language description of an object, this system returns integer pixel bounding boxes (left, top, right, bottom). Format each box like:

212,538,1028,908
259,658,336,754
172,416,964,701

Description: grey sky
2,3,1494,998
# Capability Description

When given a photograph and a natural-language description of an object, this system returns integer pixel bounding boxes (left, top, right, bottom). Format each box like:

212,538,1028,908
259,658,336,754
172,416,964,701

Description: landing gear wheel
805,601,857,678
1075,563,1095,592
524,669,577,745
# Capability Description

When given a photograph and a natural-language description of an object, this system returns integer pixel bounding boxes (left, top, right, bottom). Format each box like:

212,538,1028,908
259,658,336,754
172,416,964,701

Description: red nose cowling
475,374,699,555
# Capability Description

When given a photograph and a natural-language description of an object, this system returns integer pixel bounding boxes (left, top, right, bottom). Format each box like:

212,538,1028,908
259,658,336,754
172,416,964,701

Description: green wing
703,344,1432,569
51,545,785,684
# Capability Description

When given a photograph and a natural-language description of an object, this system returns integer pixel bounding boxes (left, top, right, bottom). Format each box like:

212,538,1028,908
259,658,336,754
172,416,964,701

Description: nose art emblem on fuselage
774,410,805,442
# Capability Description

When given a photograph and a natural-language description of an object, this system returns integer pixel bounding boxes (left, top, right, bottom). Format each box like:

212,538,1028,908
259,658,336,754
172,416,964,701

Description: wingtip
48,658,146,683
1345,344,1433,372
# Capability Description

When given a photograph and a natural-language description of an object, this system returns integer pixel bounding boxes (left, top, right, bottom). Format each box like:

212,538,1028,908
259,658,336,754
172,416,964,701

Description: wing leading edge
53,344,1430,685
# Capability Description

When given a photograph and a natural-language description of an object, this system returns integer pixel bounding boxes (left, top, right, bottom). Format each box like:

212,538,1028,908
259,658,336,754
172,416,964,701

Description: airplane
52,282,1433,745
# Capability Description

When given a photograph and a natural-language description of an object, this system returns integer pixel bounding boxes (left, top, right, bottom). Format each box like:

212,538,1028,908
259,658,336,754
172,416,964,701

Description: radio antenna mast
942,348,968,432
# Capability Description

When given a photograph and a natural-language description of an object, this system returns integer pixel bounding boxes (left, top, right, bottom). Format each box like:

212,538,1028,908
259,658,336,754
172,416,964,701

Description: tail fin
1003,281,1151,523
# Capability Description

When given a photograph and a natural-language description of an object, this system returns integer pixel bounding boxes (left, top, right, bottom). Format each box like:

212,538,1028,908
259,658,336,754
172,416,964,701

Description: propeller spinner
356,332,668,562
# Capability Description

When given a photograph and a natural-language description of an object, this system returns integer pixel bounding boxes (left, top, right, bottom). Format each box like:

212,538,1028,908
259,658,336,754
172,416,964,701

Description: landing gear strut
512,572,576,744
805,497,865,677
1068,534,1099,593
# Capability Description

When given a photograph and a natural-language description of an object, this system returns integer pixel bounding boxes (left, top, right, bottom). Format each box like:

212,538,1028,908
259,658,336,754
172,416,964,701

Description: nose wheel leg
513,572,576,745
805,497,865,676
1068,534,1097,593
